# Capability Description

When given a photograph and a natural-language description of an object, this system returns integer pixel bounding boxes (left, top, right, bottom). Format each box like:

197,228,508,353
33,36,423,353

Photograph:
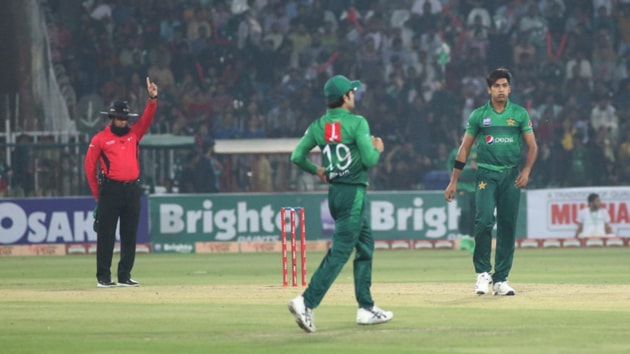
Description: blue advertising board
0,197,149,245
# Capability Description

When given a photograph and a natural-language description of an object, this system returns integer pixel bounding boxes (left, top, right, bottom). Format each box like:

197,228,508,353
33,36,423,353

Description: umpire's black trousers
96,178,141,282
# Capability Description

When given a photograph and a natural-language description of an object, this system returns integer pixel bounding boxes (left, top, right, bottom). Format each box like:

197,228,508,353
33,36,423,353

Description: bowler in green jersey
287,75,393,333
446,141,477,241
444,68,538,296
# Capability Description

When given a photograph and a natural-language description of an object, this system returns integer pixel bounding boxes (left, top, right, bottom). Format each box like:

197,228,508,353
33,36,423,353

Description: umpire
84,77,158,288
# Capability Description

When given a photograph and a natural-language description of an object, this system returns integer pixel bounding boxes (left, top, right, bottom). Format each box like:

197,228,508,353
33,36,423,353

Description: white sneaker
475,272,492,295
492,281,516,296
288,296,316,333
356,305,393,325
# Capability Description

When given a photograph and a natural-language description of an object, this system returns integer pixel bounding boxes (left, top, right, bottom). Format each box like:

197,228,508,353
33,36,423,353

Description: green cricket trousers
303,183,375,309
457,189,476,236
473,167,521,283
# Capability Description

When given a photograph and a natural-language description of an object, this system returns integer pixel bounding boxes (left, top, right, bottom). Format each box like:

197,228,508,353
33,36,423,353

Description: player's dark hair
587,193,599,203
327,94,346,109
486,67,512,87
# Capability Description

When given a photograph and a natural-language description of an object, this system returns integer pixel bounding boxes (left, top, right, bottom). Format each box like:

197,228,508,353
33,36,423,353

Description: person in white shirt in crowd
575,193,614,237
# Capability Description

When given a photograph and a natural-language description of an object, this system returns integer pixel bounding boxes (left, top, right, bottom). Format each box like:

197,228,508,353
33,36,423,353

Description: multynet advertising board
149,191,527,252
527,186,630,238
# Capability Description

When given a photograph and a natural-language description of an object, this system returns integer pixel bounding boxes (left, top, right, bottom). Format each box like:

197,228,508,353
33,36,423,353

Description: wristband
454,160,466,170
149,95,158,100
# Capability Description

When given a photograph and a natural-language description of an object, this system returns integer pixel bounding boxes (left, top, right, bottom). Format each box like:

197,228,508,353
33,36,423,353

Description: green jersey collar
487,99,511,114
326,107,350,116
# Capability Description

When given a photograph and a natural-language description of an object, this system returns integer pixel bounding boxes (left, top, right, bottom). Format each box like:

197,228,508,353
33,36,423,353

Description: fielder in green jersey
288,75,393,333
444,68,538,296
446,143,477,239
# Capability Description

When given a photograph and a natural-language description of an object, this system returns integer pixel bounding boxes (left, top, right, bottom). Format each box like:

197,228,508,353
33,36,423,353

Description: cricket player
444,68,538,296
287,75,393,333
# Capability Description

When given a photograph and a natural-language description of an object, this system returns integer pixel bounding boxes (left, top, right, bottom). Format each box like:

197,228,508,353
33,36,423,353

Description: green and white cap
324,75,362,101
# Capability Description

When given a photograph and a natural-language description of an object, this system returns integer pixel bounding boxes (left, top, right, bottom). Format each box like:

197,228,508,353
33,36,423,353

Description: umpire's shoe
97,279,116,288
117,278,140,287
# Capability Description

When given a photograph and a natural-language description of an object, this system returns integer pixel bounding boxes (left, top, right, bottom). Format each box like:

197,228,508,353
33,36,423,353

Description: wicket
281,207,307,287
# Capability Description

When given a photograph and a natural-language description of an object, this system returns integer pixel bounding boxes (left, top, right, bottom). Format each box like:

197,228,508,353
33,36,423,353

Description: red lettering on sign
551,204,572,225
549,202,630,225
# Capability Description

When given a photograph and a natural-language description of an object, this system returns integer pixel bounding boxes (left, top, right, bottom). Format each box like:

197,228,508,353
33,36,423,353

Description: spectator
616,3,630,56
190,26,213,57
592,29,617,85
287,22,312,67
590,92,619,142
242,116,266,138
236,8,263,51
214,107,243,139
251,154,273,192
384,141,417,190
616,129,630,183
263,4,290,34
266,98,297,137
209,82,234,114
178,151,200,193
409,0,442,34
465,1,492,30
186,6,211,42
194,140,222,193
575,193,613,237
464,13,490,59
320,20,339,51
300,31,327,68
356,36,383,83
281,67,306,95
262,22,286,52
517,2,548,55
147,50,175,93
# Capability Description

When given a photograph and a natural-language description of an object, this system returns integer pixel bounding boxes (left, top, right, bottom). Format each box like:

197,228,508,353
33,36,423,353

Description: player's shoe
475,272,492,295
117,278,140,287
356,305,394,325
492,281,516,296
97,279,116,288
288,296,316,333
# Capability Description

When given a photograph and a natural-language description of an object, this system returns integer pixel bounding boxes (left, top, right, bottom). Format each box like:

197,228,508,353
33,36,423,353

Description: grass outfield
1,248,629,354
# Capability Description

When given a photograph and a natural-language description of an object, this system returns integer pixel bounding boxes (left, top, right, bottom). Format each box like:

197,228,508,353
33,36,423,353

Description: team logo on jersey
485,135,514,145
324,122,341,142
507,118,515,126
483,118,491,126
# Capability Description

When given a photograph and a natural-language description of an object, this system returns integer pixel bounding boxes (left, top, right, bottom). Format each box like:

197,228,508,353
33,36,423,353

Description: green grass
1,248,629,353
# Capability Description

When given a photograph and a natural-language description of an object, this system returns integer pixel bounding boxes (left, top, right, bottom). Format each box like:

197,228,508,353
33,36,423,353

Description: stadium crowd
17,0,630,195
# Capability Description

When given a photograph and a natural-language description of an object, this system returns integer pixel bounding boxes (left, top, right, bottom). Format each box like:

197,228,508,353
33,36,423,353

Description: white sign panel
527,187,630,238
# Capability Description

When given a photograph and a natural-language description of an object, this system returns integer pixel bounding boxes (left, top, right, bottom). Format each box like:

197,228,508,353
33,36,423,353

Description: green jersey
465,100,533,172
447,145,477,192
291,108,381,186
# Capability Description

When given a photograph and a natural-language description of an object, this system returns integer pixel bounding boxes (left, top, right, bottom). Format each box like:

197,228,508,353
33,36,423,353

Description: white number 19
322,144,352,171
